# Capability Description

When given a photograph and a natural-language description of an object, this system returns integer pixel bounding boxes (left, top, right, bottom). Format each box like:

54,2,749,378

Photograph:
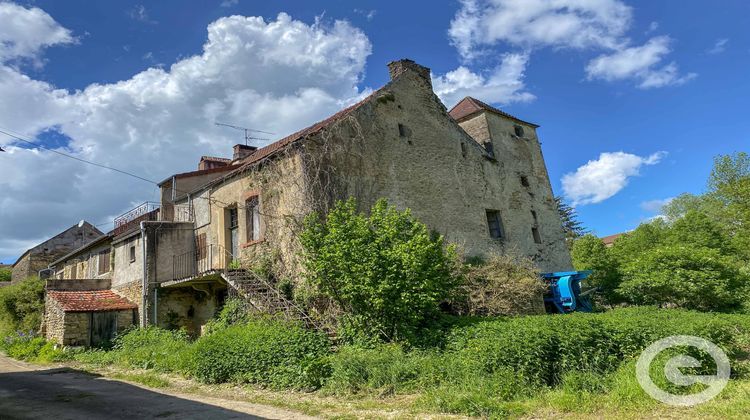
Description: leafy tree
0,267,11,282
0,277,44,336
669,210,734,255
571,234,621,303
617,246,746,312
555,196,587,242
301,198,459,344
608,220,669,267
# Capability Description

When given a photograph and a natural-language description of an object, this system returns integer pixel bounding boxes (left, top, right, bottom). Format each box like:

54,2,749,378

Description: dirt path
0,354,316,420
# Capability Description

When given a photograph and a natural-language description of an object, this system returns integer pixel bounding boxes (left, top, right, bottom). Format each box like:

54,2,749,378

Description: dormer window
514,125,524,138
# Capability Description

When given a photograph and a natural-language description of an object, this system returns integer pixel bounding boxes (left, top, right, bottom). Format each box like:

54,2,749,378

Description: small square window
514,125,525,137
532,227,542,244
486,210,504,239
129,245,136,263
398,123,407,137
520,175,530,187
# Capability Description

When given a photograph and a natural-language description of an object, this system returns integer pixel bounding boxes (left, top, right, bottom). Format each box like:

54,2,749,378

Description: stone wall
155,284,222,337
44,296,66,344
113,280,143,322
11,253,32,283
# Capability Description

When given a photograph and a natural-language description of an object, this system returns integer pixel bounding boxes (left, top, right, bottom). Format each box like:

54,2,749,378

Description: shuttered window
97,249,111,275
196,233,207,260
246,196,261,241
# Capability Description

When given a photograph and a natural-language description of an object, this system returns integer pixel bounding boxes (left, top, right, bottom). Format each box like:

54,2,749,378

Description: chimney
387,59,431,88
233,144,257,161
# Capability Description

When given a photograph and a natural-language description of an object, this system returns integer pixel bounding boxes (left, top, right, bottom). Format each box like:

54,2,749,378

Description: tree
571,234,621,303
301,198,459,343
617,246,746,312
555,196,587,242
0,267,10,282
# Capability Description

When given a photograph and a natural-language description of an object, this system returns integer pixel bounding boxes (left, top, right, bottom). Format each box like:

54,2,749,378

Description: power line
0,126,254,212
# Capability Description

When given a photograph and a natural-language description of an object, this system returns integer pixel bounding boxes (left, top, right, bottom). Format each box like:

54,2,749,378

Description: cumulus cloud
640,197,674,213
562,151,666,206
585,36,696,88
0,6,372,261
449,0,632,60
0,2,74,62
448,0,694,89
432,52,534,107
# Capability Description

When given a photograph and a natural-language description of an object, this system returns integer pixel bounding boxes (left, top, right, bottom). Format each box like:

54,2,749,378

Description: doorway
90,311,117,346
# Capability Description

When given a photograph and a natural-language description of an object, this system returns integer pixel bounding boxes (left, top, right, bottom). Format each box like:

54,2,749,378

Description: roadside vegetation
2,152,750,418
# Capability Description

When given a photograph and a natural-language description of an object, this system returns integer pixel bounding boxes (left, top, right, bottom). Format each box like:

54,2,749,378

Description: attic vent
514,125,525,138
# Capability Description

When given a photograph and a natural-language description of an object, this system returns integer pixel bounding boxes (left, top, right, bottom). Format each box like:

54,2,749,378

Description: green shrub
0,267,11,282
301,198,460,344
618,246,747,311
1,332,69,363
190,318,330,389
109,327,193,373
0,277,44,336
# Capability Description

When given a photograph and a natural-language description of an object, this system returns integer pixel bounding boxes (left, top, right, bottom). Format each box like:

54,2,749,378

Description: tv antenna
215,122,274,146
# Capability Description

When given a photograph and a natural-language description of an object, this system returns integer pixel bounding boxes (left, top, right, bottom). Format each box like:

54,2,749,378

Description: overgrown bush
455,254,546,316
111,327,193,372
1,331,69,363
0,277,44,336
301,198,460,344
0,267,11,282
618,246,747,311
190,318,330,389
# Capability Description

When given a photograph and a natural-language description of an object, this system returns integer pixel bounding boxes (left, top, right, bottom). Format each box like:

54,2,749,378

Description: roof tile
47,290,138,312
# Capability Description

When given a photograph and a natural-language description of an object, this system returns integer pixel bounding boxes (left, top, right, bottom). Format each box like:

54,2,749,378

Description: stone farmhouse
43,59,572,345
11,221,102,283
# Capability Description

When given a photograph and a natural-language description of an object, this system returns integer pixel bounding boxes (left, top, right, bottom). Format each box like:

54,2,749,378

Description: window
245,196,261,242
460,142,467,158
97,249,111,275
520,175,530,187
514,125,525,137
484,142,495,159
531,210,538,224
228,207,239,230
486,210,504,239
532,227,542,244
129,245,136,263
398,123,406,137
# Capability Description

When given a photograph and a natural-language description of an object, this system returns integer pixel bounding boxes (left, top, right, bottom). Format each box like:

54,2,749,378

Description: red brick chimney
233,144,257,161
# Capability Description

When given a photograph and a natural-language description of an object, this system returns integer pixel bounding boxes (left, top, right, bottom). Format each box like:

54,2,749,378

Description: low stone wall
113,281,143,324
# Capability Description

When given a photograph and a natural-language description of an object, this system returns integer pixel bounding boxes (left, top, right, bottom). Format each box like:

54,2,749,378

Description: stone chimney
233,144,257,161
387,59,431,88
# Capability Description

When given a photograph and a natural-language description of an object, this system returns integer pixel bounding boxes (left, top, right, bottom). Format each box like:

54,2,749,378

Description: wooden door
90,311,117,346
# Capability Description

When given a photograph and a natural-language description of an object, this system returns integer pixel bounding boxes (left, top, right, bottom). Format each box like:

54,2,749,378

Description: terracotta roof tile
47,290,138,312
449,96,539,127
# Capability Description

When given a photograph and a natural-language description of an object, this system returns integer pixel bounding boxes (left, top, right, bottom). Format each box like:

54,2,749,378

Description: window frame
485,209,505,240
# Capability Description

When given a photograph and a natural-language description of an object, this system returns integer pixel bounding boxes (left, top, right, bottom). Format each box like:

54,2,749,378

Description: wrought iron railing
113,202,160,236
170,244,237,282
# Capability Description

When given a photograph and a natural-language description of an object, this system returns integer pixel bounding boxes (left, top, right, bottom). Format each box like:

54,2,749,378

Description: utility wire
0,126,254,212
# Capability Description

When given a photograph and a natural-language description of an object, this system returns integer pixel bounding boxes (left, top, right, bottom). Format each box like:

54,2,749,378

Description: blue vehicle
541,271,593,314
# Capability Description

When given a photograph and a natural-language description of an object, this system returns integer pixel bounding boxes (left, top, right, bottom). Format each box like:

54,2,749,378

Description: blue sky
1,0,748,263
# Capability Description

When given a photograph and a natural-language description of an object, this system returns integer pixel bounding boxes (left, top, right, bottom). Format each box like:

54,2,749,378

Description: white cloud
0,10,372,261
646,21,658,34
432,52,535,107
220,0,239,7
0,2,74,62
354,9,377,21
448,0,694,89
562,151,666,206
449,0,632,60
640,197,674,213
585,36,696,88
707,38,729,54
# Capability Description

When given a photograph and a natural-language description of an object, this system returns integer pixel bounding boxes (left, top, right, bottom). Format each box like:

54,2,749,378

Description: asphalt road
0,355,308,420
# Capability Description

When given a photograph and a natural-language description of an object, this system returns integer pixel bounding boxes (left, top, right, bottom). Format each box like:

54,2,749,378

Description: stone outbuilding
44,279,137,346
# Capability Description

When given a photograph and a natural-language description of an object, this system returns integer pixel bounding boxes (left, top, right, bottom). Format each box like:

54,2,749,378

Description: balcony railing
113,202,160,236
171,244,235,282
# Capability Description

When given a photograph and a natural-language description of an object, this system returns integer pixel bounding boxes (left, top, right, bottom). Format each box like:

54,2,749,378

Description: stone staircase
220,269,322,330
